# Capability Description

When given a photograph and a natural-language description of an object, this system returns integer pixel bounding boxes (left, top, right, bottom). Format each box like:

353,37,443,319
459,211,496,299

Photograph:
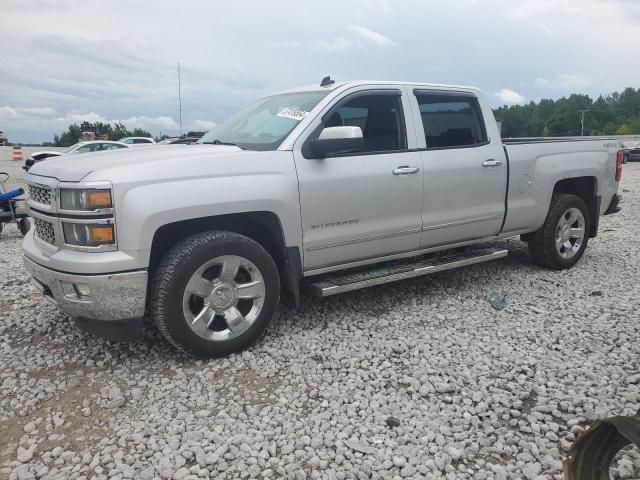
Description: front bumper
23,256,148,321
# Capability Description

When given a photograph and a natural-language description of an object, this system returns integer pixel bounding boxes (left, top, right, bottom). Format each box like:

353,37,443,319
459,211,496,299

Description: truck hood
27,144,245,182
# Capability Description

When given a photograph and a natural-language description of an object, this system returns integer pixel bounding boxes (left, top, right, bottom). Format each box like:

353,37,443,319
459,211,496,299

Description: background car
626,141,640,162
23,141,129,171
157,136,199,145
118,136,156,146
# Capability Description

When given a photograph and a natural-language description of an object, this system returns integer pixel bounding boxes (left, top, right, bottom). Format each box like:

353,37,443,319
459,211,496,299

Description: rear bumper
23,255,147,321
604,193,622,215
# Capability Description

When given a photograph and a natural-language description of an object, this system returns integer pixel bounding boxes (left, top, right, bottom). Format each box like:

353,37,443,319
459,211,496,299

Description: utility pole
578,109,588,136
178,61,183,136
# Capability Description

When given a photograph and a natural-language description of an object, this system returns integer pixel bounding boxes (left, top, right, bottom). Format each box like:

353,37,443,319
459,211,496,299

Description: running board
308,248,508,297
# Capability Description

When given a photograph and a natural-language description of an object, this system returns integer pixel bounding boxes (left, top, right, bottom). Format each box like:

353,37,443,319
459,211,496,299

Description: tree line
51,122,152,146
48,121,208,146
494,87,640,138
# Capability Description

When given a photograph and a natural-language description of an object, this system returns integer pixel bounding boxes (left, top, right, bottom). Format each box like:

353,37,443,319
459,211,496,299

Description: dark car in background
627,141,640,162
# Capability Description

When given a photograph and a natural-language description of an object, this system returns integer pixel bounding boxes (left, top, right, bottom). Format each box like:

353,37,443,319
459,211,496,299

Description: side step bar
308,248,508,297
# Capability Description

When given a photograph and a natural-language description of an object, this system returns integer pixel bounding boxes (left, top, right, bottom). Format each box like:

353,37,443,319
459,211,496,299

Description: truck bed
500,137,619,237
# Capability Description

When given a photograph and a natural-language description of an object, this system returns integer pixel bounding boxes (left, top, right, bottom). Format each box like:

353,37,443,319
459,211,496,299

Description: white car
24,141,129,171
118,137,156,146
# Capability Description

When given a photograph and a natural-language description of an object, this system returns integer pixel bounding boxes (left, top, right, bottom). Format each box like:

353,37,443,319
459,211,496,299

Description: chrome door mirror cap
311,126,364,158
318,126,363,141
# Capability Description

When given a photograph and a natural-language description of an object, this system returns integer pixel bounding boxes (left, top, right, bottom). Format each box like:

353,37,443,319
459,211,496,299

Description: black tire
527,194,590,270
149,231,280,358
18,218,30,236
623,153,629,164
0,222,3,234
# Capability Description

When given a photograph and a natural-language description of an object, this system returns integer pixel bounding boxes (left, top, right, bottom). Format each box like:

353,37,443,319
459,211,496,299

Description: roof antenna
320,76,335,87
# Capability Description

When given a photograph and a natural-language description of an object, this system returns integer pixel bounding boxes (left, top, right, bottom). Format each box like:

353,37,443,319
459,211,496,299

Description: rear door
293,86,424,271
409,90,507,248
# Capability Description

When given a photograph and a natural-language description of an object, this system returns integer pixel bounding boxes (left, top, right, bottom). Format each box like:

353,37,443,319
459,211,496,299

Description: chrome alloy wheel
182,255,266,341
555,207,586,260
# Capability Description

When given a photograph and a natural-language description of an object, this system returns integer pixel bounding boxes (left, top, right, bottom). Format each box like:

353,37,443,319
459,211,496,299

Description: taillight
616,150,623,182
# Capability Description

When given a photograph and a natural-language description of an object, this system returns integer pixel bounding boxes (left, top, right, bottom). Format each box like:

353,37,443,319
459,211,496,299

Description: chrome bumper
23,256,147,321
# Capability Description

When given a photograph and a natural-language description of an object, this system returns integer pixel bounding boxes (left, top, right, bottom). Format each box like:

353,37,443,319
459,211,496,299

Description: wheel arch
149,212,302,308
552,176,599,237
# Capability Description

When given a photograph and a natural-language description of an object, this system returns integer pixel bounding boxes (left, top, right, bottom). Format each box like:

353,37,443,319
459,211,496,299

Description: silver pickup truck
22,79,623,357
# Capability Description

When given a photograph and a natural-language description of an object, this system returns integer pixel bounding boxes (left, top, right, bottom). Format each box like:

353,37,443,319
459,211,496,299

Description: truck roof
278,80,482,95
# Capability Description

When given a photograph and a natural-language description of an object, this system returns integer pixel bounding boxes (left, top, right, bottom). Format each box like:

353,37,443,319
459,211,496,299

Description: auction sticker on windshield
277,107,309,121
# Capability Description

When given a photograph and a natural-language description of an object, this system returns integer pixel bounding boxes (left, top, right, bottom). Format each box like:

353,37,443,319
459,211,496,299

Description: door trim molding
421,215,502,232
305,227,421,252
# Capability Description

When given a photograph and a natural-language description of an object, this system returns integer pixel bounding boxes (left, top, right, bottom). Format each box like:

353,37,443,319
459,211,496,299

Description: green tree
53,122,152,146
616,117,640,135
494,87,640,137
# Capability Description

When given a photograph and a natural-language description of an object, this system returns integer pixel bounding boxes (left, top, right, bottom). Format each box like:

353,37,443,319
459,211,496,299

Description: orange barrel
12,146,23,161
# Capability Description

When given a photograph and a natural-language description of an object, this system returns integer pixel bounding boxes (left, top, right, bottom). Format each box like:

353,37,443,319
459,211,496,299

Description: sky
1,0,639,143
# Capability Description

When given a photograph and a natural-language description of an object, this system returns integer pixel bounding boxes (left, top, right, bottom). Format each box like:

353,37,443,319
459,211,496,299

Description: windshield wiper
202,139,243,149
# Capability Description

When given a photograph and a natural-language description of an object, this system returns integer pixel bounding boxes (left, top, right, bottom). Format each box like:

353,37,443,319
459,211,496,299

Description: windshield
198,91,328,151
62,143,81,154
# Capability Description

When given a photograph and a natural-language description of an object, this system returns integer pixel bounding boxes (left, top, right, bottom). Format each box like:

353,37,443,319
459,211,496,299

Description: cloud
120,115,178,131
0,106,18,120
495,89,527,105
349,25,397,47
191,120,217,131
17,106,56,116
311,37,354,53
269,26,396,54
539,23,553,35
534,74,591,90
264,40,304,49
49,111,178,132
61,111,108,124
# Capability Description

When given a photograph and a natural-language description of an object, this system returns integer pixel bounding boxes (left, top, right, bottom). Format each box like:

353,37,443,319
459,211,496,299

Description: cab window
415,93,487,149
326,93,406,153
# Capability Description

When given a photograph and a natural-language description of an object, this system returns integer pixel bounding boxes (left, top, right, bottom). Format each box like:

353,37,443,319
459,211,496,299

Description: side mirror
310,126,363,158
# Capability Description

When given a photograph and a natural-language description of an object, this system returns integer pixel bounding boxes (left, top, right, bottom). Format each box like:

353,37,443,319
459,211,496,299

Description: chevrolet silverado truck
22,79,623,357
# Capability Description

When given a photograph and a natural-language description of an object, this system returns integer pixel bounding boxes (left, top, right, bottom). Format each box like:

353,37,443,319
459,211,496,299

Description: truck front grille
34,218,56,245
28,185,53,207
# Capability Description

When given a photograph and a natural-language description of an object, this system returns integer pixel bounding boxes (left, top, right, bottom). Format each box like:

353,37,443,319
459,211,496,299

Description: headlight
60,188,112,211
63,222,115,246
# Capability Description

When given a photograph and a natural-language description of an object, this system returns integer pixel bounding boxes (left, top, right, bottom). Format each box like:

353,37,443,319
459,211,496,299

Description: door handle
482,159,503,167
393,166,420,175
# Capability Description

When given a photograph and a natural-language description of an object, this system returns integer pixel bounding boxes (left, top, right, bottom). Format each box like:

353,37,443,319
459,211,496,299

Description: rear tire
527,194,590,270
149,231,280,358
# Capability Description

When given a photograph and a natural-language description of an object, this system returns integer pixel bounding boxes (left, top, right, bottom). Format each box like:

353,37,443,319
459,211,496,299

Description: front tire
527,194,590,270
18,218,30,236
150,231,280,358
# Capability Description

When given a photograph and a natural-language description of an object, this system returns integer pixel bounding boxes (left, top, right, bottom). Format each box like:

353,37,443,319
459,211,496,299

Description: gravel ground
1,158,640,480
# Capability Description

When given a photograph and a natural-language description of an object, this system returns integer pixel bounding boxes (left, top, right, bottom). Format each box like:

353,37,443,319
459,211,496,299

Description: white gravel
1,158,640,480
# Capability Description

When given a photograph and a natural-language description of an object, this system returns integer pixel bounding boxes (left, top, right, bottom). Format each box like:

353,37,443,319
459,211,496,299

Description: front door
294,88,424,271
409,90,507,248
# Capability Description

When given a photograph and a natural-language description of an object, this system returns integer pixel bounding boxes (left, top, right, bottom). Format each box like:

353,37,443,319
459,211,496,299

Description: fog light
74,284,91,297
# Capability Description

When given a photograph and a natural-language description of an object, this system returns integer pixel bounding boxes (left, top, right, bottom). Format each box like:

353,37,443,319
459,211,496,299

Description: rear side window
415,93,486,149
133,138,152,144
